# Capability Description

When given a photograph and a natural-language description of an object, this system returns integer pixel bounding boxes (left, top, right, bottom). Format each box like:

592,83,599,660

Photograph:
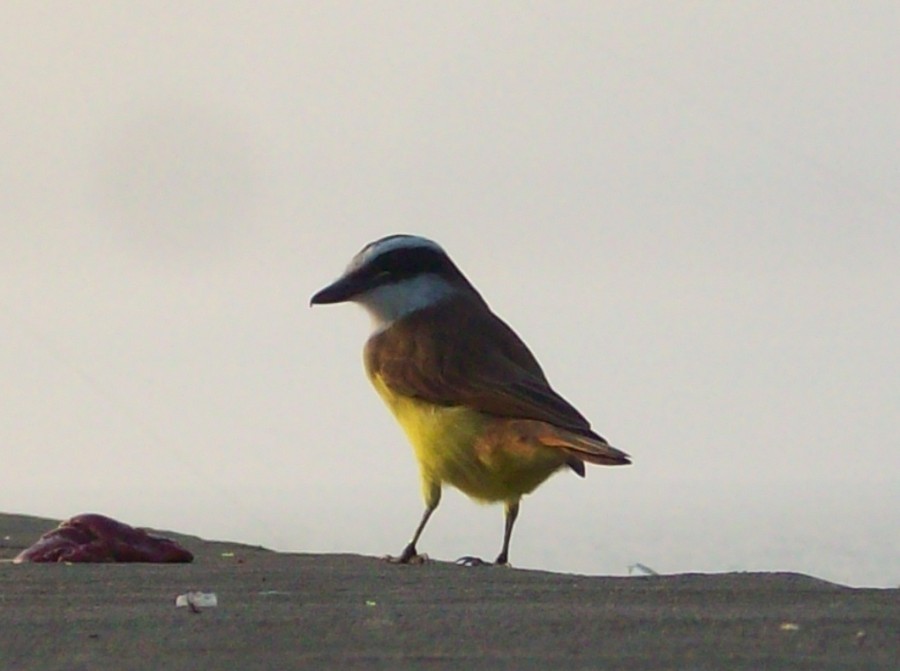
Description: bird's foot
384,553,429,565
455,555,513,568
455,556,488,567
383,543,428,565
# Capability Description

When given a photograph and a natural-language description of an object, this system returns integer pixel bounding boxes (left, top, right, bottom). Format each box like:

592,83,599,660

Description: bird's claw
383,552,429,565
455,556,489,567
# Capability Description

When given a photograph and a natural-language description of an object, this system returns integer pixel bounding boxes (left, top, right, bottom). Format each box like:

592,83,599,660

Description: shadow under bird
311,235,630,566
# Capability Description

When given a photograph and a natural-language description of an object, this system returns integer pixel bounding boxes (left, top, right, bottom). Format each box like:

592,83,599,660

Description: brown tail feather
538,426,631,466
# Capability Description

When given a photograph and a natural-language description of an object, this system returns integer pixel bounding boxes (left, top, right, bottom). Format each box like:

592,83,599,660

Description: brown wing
365,295,605,440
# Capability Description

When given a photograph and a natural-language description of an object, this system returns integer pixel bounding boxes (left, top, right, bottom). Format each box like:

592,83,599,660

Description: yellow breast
369,373,566,503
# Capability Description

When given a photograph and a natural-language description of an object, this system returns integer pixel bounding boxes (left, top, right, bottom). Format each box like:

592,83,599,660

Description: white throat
356,273,457,331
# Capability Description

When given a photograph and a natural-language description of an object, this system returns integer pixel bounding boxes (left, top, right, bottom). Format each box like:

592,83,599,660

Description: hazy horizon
2,4,897,586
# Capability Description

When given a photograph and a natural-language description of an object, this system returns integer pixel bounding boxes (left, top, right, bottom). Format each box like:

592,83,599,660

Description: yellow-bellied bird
311,235,630,565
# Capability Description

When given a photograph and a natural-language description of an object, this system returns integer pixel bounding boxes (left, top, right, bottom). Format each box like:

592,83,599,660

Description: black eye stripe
369,247,453,280
344,241,483,302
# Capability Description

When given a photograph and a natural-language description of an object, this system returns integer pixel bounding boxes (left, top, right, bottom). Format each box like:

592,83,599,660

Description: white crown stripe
349,235,446,272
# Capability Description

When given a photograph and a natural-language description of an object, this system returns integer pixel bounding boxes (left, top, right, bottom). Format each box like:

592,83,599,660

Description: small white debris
779,622,800,631
175,591,218,612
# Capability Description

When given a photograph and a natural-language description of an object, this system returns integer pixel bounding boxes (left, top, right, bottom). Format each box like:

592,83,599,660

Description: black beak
310,274,360,306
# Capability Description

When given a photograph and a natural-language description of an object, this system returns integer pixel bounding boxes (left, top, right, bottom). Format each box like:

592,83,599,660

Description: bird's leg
456,499,520,567
387,482,440,564
390,504,435,564
494,500,519,566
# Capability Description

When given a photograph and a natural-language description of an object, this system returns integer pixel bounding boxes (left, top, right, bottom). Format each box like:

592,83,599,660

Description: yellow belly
369,373,566,503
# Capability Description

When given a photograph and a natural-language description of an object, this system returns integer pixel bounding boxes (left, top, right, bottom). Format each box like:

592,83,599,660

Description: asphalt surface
2,513,897,670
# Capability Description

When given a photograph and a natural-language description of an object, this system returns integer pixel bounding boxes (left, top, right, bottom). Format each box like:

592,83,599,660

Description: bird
311,234,630,565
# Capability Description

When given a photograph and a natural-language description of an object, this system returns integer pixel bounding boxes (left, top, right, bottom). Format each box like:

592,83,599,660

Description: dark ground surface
1,512,897,670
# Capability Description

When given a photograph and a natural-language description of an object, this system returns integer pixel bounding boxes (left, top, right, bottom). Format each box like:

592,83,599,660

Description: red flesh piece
13,513,193,563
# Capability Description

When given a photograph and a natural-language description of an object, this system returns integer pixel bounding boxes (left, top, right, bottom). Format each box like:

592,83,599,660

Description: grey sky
2,3,897,586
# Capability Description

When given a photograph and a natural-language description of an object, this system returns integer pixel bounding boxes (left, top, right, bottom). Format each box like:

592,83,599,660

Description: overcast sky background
2,3,897,586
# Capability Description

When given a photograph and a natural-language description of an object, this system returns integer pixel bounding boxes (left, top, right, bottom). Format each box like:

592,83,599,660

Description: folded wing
365,296,630,467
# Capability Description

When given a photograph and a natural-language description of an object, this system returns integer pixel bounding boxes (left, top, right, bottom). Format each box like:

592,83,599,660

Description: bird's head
311,234,480,328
